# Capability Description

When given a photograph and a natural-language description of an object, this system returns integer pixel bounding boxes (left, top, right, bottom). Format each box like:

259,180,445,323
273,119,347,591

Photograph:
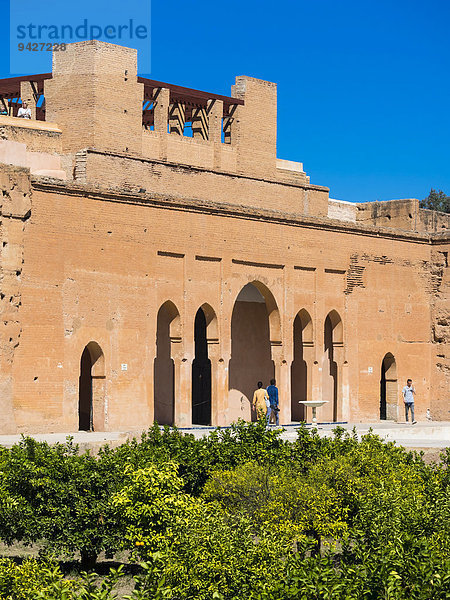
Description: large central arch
228,281,280,421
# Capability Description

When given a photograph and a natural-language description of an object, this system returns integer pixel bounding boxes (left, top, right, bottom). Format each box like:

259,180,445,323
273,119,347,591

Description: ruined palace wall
429,240,450,420
356,198,450,233
6,178,442,433
419,209,450,234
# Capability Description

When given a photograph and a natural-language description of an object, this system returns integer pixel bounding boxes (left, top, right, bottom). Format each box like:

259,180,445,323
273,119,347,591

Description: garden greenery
0,420,448,599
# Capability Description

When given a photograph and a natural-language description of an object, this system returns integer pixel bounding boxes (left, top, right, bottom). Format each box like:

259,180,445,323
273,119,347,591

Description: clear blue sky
1,0,449,202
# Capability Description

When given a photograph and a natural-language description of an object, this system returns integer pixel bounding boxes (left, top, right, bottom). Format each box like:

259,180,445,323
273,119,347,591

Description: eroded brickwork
0,166,31,432
428,244,450,420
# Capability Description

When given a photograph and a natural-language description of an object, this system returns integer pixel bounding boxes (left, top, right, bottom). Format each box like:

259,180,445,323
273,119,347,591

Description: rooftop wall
0,116,65,179
355,198,450,233
328,199,358,223
73,147,329,217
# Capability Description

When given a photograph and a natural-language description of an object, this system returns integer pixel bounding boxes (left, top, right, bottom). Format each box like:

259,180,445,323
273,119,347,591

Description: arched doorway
229,282,279,422
192,307,212,425
78,342,105,431
380,353,397,420
154,301,180,425
291,309,313,421
322,310,343,422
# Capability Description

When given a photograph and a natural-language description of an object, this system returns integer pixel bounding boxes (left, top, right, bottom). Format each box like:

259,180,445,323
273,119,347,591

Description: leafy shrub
203,461,348,550
114,419,292,495
113,459,292,599
0,437,125,567
0,558,124,600
0,558,74,600
112,461,199,556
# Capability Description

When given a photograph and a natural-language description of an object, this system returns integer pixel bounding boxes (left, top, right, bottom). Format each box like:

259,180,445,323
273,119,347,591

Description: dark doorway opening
291,311,311,421
192,308,211,425
324,314,338,422
79,346,93,431
380,361,387,420
154,303,177,425
380,353,397,420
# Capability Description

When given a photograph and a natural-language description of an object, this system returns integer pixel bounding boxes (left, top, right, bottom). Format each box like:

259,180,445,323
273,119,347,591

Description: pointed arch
199,302,219,342
326,309,343,344
323,310,343,422
192,305,216,425
291,309,313,421
78,341,105,431
229,281,279,421
154,300,181,426
380,353,397,420
243,280,281,344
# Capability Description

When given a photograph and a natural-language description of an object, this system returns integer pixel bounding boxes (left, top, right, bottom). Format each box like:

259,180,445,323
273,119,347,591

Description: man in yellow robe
252,381,269,420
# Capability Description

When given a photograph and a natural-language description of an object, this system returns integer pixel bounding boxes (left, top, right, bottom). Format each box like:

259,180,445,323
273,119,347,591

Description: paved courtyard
0,422,448,456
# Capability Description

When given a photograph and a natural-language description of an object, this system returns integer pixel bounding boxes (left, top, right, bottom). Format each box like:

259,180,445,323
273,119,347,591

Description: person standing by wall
252,381,269,420
402,378,417,424
266,378,279,426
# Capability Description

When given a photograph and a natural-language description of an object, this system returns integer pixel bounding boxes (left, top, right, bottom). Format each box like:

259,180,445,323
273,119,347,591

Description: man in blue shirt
402,378,416,424
266,378,279,426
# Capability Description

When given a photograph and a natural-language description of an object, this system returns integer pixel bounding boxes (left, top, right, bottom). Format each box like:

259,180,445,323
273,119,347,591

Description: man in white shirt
402,378,416,424
17,102,31,119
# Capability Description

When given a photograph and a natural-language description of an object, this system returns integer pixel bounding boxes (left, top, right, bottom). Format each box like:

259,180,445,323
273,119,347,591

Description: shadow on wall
380,352,398,421
154,301,179,426
192,308,212,426
291,309,313,421
78,341,105,432
322,311,342,422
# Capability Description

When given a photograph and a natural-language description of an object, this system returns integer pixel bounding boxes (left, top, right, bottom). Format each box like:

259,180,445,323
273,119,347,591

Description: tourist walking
266,378,280,426
252,381,269,420
402,378,417,424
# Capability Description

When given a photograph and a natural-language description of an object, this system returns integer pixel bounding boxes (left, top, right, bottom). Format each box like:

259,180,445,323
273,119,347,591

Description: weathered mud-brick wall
429,243,450,420
0,165,31,432
419,209,450,233
45,40,144,155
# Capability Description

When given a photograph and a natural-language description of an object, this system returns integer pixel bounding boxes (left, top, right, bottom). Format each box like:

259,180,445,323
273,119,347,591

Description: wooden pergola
139,77,244,136
0,73,244,133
